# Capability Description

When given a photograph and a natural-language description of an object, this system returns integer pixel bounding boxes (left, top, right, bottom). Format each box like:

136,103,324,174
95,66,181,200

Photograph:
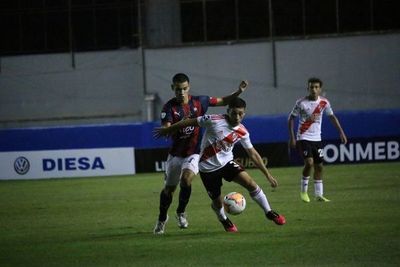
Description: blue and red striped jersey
161,95,218,157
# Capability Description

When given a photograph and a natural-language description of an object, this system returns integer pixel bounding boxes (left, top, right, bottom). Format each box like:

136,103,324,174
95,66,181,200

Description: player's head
171,73,190,103
172,73,190,84
307,77,322,99
227,97,246,126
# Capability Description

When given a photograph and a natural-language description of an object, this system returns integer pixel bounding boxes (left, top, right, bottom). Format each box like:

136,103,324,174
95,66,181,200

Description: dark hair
228,97,246,109
172,73,190,84
308,77,323,87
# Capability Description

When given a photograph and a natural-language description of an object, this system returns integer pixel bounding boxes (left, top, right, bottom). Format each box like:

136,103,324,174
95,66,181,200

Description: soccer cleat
266,210,286,225
176,212,189,229
300,192,310,203
219,217,238,232
153,215,169,234
315,196,331,202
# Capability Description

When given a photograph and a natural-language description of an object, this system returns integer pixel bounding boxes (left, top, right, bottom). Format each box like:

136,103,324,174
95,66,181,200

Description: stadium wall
146,33,400,118
1,109,399,179
1,33,399,129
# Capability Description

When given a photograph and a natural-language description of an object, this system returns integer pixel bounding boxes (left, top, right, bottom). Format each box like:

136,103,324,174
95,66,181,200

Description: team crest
231,132,238,141
203,115,211,121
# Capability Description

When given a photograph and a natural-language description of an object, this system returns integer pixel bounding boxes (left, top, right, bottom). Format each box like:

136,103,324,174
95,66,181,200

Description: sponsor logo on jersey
181,126,195,136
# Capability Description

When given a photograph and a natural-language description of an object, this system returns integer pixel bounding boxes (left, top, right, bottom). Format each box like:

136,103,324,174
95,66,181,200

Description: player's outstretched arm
215,80,249,106
153,118,199,139
245,147,278,188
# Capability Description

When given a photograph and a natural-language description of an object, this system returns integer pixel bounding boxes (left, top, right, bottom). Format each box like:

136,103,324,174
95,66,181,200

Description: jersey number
229,161,240,168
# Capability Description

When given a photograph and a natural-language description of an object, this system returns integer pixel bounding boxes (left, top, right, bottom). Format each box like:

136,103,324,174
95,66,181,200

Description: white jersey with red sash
197,114,253,173
290,96,333,141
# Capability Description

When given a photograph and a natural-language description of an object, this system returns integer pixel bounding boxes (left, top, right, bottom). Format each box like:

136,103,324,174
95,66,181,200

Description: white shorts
164,154,200,186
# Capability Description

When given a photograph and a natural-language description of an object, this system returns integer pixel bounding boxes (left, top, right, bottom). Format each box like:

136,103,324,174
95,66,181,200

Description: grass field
0,162,399,267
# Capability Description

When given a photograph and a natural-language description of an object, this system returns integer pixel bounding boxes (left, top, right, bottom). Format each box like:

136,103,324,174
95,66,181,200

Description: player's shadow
88,226,246,241
89,226,150,240
89,226,276,241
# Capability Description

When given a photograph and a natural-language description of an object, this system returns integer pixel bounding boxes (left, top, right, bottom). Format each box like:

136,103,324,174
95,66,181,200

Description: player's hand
153,127,170,139
238,80,249,92
340,133,348,144
267,174,278,188
289,137,296,148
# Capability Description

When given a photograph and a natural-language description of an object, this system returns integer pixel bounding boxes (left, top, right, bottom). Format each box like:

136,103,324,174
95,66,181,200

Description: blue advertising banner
1,109,399,175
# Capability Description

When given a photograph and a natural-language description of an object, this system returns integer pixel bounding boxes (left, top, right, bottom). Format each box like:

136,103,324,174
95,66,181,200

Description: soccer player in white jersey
288,77,347,203
154,97,286,232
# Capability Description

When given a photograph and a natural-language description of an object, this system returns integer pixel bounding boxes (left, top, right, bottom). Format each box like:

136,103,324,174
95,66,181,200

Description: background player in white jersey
288,77,347,203
155,97,286,232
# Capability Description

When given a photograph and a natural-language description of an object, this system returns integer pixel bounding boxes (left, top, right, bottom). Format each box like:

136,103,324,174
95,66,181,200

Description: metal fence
1,0,399,55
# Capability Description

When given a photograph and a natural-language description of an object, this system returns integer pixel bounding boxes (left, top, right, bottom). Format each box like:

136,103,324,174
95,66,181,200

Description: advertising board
0,147,135,180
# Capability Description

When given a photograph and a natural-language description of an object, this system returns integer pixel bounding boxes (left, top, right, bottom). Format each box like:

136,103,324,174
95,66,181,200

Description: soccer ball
223,192,246,215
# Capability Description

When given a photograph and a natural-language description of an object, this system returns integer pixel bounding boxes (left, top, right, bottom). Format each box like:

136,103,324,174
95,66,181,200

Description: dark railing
1,0,399,55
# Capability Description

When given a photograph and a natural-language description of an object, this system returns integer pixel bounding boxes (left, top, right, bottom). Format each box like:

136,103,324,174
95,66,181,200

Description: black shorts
199,160,244,200
297,140,324,164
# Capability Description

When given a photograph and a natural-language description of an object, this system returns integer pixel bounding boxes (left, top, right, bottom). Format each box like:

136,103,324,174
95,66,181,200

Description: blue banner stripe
1,109,399,152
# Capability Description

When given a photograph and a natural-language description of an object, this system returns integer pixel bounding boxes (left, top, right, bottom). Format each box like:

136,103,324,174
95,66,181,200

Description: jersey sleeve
209,96,218,106
290,100,301,117
160,102,173,124
240,132,253,149
197,95,218,115
324,100,334,116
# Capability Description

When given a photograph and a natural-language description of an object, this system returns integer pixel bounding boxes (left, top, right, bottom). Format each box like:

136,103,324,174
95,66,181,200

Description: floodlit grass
0,162,399,266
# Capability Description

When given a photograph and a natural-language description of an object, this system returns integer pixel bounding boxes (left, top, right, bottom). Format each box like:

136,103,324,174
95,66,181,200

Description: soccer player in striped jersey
153,73,248,234
288,77,347,203
154,97,286,232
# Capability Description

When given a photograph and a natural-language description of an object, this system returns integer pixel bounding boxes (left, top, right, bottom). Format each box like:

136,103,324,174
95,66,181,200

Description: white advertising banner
0,147,136,180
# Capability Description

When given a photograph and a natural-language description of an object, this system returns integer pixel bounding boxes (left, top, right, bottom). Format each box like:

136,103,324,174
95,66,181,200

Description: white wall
0,50,145,127
276,34,400,111
146,33,400,117
0,33,399,128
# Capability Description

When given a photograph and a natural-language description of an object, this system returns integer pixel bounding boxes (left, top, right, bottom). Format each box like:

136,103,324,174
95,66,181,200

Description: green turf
0,162,399,266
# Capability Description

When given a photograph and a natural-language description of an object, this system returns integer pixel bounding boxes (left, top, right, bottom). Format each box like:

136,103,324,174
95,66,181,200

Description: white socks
301,177,324,197
213,186,272,220
301,176,310,192
250,186,271,213
212,203,227,221
314,180,323,197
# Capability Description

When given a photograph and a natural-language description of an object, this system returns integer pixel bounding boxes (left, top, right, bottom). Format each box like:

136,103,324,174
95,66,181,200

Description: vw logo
14,157,30,175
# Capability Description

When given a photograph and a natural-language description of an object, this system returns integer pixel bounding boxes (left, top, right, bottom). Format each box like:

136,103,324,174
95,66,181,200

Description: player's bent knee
305,158,314,167
163,186,177,195
181,170,195,181
180,175,193,186
234,174,257,191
